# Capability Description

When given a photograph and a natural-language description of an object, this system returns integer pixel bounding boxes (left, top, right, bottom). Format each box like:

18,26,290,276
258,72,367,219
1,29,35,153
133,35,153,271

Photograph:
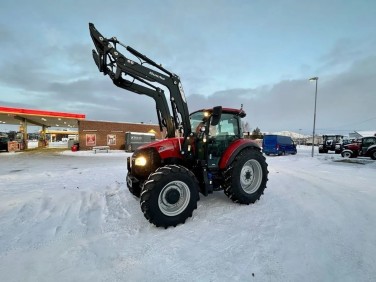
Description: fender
366,144,376,155
219,139,261,170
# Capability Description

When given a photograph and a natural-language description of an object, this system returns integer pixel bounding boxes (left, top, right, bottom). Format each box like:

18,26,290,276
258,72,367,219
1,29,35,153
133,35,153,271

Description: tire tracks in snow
0,180,143,258
269,163,376,279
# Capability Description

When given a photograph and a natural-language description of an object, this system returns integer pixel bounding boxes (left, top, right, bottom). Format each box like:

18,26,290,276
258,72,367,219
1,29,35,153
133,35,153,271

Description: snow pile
0,147,375,281
272,130,306,139
355,131,376,137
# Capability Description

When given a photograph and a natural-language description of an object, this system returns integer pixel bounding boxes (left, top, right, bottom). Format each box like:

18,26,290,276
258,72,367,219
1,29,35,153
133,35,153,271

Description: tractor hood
136,137,185,160
344,142,360,151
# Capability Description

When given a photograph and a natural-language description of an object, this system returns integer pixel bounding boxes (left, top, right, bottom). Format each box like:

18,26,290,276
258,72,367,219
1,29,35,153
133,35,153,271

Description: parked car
262,135,297,156
0,136,9,152
341,136,376,160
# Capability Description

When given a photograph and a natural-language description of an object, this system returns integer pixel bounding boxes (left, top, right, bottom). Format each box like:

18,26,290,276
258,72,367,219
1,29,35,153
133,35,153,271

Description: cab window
213,113,239,137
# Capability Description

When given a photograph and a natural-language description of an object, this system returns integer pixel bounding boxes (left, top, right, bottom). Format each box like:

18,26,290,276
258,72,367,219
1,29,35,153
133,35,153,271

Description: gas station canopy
0,106,85,128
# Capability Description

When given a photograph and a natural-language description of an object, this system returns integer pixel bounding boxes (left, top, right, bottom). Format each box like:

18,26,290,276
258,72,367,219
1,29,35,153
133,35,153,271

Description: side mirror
211,106,222,126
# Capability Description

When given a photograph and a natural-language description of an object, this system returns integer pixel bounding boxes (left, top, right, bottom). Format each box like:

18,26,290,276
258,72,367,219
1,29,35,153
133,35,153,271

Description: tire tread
223,148,268,204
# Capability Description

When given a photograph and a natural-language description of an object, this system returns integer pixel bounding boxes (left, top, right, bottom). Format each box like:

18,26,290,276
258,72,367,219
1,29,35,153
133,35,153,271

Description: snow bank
0,147,375,281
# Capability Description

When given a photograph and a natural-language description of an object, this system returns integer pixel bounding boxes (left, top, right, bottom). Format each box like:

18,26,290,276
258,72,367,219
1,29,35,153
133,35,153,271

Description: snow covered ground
0,147,375,282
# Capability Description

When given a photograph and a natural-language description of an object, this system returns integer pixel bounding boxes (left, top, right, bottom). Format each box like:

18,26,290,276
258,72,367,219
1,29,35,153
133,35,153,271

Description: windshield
190,111,207,132
216,114,239,136
190,111,240,137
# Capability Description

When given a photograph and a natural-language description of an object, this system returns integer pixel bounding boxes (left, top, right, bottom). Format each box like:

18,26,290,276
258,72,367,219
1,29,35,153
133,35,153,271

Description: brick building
78,120,163,150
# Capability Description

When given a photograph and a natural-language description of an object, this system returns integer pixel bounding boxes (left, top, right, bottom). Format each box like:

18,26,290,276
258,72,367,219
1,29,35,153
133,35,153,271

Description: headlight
134,156,147,166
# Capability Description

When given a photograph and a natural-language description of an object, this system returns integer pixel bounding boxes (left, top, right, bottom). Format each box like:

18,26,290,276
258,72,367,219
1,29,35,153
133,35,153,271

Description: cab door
361,137,376,155
207,114,241,167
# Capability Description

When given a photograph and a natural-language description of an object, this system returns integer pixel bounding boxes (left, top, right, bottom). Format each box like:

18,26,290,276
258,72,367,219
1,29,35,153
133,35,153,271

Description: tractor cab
190,107,245,168
319,134,344,154
360,136,376,156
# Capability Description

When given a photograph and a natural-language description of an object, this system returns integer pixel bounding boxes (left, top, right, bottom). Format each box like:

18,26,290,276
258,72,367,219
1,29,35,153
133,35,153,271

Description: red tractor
89,23,269,228
341,136,376,160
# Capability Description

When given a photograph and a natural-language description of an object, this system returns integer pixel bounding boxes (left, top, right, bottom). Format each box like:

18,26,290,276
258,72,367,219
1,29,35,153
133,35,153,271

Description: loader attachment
89,23,191,143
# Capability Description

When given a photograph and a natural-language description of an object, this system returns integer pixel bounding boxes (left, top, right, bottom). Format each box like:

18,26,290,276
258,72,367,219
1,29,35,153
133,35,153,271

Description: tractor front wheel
224,149,268,204
341,151,352,159
140,165,199,228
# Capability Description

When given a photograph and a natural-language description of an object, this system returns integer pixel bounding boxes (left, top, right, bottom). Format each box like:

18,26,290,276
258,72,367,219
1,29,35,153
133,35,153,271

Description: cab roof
190,107,246,118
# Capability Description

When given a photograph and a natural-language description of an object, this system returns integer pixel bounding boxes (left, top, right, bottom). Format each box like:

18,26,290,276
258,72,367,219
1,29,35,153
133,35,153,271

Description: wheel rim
158,181,191,216
343,152,351,158
240,160,263,194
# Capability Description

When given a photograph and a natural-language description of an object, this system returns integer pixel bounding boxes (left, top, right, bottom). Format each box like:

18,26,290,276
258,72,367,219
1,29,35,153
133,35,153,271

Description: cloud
1,1,375,135
186,54,376,133
1,51,375,134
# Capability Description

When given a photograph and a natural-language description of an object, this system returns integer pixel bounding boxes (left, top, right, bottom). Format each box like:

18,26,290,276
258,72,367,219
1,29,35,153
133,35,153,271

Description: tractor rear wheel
370,150,376,160
140,165,199,228
224,149,268,204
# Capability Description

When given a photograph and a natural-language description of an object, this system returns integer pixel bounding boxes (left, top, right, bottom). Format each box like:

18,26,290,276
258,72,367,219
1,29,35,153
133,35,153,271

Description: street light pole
309,77,319,157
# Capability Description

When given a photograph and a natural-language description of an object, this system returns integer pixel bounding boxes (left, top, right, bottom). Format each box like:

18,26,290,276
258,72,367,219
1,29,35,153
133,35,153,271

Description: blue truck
262,135,297,156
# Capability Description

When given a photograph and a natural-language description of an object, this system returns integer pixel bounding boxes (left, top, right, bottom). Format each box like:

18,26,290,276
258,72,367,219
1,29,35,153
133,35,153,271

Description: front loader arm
89,23,191,141
112,78,175,137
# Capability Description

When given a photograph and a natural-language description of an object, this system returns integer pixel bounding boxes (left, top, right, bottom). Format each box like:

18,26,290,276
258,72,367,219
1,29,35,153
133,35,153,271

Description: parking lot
1,147,375,281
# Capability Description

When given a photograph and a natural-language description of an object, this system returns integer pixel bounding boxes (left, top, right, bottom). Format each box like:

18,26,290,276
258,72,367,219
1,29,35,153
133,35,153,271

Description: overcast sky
0,0,375,134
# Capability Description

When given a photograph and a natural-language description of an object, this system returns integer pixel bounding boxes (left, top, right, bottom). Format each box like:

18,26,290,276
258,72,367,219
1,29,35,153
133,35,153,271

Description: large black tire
341,151,352,159
370,150,376,160
140,165,199,228
223,148,268,204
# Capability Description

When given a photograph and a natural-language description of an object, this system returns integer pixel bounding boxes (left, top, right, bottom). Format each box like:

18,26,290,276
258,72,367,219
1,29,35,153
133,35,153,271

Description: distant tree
252,127,261,135
251,127,263,140
241,121,250,133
